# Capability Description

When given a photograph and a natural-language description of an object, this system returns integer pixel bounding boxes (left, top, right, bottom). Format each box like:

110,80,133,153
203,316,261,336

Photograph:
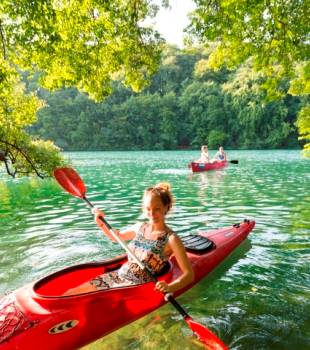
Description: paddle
53,167,228,350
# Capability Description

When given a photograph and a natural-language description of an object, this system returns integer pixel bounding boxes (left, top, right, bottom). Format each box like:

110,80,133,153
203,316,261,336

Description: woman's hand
91,207,106,228
91,207,105,219
91,207,135,242
155,281,172,294
91,207,115,239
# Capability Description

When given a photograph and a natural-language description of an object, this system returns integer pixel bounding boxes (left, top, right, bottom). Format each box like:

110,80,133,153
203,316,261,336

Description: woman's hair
201,145,208,152
143,182,174,213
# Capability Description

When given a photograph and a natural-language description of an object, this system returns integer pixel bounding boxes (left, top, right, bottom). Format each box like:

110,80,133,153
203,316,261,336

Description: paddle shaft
82,196,190,318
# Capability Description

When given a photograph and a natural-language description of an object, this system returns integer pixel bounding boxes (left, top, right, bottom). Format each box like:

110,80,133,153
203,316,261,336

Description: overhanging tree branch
0,139,45,178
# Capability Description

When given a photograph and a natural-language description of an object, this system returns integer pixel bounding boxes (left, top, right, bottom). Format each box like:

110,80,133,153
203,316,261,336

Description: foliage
189,1,308,72
29,47,303,151
207,130,226,149
1,0,164,101
0,67,65,177
0,0,165,177
222,62,298,149
188,0,309,149
295,105,310,156
289,62,310,155
1,0,307,178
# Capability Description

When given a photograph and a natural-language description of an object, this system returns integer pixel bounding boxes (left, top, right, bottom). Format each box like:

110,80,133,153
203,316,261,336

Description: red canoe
191,161,227,172
0,220,255,350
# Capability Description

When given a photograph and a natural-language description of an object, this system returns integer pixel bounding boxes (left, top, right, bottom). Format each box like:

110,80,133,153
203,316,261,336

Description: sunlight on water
0,150,309,349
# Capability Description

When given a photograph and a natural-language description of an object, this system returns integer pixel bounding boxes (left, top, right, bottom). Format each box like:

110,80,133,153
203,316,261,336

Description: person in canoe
212,146,227,162
65,183,194,295
196,145,210,163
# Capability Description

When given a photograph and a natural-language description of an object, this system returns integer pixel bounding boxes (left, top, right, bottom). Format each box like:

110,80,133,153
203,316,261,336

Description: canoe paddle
53,167,229,350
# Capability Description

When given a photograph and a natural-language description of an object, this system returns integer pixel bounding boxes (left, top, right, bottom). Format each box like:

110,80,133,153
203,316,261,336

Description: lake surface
0,150,309,349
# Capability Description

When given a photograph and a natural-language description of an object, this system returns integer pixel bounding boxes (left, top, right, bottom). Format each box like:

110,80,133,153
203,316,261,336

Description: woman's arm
156,234,194,294
93,208,136,241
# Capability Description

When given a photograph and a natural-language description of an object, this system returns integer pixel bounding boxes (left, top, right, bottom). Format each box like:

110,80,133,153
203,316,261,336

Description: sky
152,0,196,47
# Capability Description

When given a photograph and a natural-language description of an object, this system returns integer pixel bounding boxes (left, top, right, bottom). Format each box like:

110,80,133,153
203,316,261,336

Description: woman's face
143,194,167,224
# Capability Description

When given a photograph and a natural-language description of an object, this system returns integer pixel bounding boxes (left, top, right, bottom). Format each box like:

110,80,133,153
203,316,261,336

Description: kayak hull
191,161,227,172
0,220,255,350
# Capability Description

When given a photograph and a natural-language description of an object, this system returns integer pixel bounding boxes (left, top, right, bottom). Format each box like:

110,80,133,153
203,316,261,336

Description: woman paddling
65,183,194,295
213,146,227,162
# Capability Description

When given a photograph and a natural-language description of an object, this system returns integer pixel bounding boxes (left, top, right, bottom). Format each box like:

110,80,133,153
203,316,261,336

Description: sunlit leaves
1,0,163,101
188,0,309,150
0,0,166,177
289,62,310,96
190,0,309,68
295,105,310,156
0,73,65,177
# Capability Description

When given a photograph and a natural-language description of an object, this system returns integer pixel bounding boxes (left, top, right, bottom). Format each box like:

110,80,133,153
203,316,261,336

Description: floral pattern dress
90,223,173,289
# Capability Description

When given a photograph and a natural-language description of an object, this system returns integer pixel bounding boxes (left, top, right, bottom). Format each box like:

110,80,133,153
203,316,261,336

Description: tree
222,63,299,148
179,81,225,147
0,0,166,176
1,0,164,100
188,0,309,152
0,61,65,177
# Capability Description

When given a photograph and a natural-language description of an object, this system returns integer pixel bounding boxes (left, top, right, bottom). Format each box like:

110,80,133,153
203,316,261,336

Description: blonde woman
197,145,210,163
65,183,194,295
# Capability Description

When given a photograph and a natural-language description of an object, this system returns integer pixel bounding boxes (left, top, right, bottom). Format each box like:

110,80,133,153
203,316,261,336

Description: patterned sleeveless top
118,222,173,283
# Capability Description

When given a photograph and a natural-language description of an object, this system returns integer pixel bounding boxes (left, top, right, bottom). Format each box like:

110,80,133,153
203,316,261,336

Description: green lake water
0,150,309,349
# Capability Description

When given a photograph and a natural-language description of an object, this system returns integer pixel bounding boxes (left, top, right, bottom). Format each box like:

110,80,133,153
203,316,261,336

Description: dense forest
1,1,308,177
29,46,304,151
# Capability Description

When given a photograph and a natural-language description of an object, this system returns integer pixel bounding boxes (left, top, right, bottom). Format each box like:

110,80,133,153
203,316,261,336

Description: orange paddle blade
53,167,86,199
185,317,229,350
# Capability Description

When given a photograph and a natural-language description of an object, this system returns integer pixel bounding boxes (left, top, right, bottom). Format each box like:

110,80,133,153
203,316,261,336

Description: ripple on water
0,150,309,349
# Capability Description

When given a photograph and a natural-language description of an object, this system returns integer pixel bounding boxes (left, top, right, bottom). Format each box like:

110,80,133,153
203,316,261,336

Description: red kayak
191,161,227,172
0,220,255,350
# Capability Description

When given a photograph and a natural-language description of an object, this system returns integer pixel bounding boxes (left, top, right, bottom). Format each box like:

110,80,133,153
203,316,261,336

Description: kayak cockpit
33,255,174,298
33,234,214,298
33,254,128,297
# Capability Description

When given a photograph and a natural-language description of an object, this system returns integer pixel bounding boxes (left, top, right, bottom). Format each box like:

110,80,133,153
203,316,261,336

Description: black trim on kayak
181,234,215,254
